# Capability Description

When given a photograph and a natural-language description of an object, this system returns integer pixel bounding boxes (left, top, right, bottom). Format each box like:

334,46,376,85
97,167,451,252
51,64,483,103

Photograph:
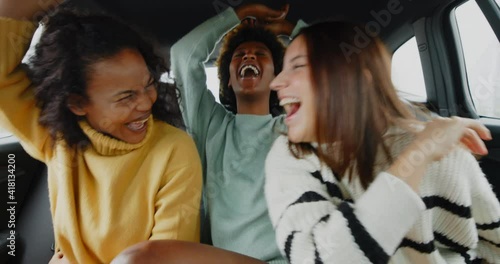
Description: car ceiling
71,0,456,55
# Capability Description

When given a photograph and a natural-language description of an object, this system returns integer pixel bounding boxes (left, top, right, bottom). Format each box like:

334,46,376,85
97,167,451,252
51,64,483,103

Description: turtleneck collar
78,117,154,156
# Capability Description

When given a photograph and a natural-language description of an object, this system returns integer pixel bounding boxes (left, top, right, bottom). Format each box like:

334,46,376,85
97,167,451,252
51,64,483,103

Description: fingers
460,128,488,155
283,4,290,15
265,4,288,21
266,4,289,19
441,116,490,156
453,116,492,141
253,4,288,21
416,116,491,161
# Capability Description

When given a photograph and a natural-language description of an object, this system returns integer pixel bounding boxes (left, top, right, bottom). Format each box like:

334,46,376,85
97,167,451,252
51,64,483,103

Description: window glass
205,66,221,103
456,0,500,118
391,37,427,102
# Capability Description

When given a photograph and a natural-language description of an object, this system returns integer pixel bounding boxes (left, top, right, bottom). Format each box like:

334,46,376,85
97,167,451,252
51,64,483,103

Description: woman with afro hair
112,3,307,264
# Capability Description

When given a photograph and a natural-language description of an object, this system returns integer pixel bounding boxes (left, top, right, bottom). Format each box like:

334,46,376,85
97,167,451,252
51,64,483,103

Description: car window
456,0,500,118
205,66,221,103
391,36,427,102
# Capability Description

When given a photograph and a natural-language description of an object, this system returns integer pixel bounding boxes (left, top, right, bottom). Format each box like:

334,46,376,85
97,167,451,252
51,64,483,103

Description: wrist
0,0,60,21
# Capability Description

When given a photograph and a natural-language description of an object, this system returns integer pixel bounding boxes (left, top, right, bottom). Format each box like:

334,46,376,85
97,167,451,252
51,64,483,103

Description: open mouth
239,64,260,78
280,97,301,118
126,116,150,132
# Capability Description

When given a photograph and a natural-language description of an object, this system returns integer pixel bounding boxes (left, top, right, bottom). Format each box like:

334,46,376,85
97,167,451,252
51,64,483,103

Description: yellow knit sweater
0,17,202,263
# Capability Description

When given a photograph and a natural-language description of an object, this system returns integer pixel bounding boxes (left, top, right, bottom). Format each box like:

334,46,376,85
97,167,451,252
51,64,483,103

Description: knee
111,240,158,264
111,240,182,264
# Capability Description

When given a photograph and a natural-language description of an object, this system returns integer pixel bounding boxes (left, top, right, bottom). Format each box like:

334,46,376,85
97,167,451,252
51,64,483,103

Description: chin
288,129,315,144
287,133,304,144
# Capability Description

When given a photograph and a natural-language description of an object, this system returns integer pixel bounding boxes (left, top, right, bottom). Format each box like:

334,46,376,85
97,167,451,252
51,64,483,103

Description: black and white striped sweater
265,135,500,264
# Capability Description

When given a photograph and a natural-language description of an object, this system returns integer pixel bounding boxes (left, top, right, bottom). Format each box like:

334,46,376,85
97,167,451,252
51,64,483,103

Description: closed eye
293,64,306,69
233,52,244,58
117,93,135,102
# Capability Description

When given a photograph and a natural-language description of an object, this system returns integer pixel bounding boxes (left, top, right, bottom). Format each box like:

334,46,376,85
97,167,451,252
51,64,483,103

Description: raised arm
170,7,240,149
170,5,292,150
0,0,60,161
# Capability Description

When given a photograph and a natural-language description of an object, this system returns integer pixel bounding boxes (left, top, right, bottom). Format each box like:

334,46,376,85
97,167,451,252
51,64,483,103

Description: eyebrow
234,45,270,53
289,55,307,63
112,75,154,97
255,45,270,51
112,90,135,98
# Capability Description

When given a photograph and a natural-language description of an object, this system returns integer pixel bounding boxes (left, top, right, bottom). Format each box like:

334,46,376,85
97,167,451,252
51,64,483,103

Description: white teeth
279,97,301,106
239,65,260,77
127,117,149,131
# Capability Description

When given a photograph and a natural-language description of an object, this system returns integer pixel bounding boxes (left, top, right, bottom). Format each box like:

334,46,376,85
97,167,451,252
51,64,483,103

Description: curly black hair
216,24,285,116
26,8,184,150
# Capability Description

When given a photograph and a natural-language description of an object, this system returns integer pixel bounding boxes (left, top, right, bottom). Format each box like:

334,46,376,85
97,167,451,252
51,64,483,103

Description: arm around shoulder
170,7,239,143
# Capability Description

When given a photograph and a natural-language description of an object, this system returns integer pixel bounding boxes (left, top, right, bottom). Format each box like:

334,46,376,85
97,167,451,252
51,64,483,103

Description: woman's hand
235,3,288,22
0,0,61,20
388,116,491,192
263,18,295,36
414,116,491,161
235,4,295,36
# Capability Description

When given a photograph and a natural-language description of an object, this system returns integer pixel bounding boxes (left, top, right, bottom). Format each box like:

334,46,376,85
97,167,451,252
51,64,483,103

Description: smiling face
270,36,317,143
228,41,275,98
69,48,157,144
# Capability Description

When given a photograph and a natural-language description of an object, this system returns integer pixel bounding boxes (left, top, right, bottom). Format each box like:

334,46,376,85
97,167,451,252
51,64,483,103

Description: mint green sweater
170,8,288,264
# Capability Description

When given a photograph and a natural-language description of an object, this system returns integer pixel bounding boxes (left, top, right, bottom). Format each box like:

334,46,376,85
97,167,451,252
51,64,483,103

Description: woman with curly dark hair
0,0,202,263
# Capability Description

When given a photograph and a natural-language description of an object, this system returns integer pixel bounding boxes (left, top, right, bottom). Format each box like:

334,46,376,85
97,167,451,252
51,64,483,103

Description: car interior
1,0,499,263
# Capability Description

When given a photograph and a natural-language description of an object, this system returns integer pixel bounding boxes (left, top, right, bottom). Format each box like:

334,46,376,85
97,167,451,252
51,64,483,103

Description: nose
270,71,286,91
243,52,256,61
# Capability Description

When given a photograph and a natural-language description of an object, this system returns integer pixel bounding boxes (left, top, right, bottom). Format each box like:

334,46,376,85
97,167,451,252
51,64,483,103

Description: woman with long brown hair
266,21,500,263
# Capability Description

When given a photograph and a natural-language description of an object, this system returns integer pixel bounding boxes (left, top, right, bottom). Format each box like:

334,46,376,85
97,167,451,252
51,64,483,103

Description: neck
236,95,270,115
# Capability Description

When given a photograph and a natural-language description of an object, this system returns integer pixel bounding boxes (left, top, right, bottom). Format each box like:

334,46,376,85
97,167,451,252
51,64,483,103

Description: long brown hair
290,21,415,189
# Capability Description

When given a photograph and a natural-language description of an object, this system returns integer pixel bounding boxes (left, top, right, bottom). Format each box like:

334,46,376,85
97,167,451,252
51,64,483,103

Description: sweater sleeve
291,19,308,38
265,136,425,264
170,8,239,151
150,133,203,242
0,17,50,162
464,151,500,262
